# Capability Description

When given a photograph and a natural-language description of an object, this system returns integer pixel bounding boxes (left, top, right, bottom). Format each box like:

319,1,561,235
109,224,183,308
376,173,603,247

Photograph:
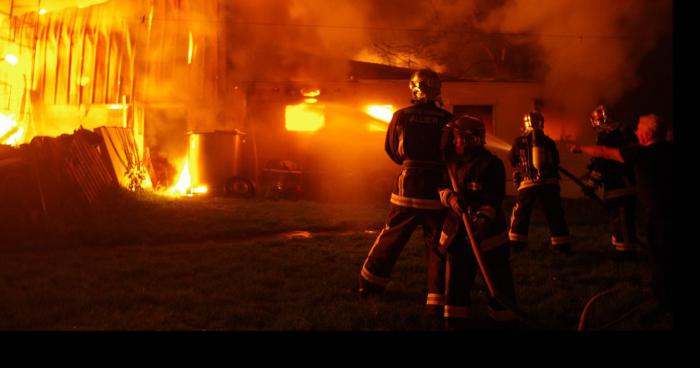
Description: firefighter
508,111,572,253
571,114,673,317
582,105,640,256
358,68,454,318
438,115,518,330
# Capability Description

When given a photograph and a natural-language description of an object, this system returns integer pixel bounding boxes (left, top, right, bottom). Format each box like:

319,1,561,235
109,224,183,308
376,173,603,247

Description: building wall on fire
1,0,244,189
3,1,589,198
1,1,134,144
0,1,228,134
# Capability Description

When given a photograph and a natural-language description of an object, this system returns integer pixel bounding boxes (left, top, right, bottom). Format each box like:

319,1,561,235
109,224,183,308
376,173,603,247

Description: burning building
1,0,671,206
1,0,236,195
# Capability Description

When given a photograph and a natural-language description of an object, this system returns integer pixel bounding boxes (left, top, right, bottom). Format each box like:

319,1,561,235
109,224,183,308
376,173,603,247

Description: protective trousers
606,195,638,252
508,184,571,250
360,204,446,312
444,228,517,323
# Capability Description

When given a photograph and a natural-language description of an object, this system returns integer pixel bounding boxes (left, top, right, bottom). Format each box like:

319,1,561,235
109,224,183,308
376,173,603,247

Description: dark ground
0,191,672,331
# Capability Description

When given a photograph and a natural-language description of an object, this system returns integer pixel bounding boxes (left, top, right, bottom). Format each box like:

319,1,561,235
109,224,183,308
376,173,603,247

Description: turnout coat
438,147,509,252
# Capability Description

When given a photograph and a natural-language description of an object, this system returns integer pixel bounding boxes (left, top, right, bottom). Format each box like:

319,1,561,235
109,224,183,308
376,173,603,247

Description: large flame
165,159,207,197
168,160,192,196
366,105,394,123
285,103,326,132
0,113,25,146
365,104,395,132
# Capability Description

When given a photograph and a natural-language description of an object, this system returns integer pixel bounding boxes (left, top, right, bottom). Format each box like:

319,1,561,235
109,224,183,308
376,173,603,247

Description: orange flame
0,113,25,146
285,103,325,132
169,159,192,196
365,104,395,132
301,88,321,97
188,31,194,65
366,105,394,123
165,159,207,197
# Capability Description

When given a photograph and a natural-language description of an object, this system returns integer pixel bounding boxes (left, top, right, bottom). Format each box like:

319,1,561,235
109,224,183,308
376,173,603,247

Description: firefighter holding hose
437,115,518,330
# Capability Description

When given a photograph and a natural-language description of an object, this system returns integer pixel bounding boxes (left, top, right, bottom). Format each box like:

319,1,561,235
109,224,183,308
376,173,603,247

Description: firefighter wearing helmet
582,105,640,255
358,68,453,319
508,110,572,252
437,115,518,330
409,68,442,104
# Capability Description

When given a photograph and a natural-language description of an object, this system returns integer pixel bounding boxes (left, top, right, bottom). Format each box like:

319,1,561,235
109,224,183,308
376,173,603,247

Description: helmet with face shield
409,68,442,103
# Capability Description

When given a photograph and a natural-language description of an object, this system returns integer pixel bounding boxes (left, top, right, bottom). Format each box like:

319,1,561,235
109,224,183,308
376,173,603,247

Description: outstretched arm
570,144,624,163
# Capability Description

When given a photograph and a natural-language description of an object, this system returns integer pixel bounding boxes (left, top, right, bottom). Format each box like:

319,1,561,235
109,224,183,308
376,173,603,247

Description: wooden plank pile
0,127,132,233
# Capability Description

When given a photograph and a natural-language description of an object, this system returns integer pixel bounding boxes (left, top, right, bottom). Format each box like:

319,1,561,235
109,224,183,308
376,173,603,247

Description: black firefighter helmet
444,115,485,155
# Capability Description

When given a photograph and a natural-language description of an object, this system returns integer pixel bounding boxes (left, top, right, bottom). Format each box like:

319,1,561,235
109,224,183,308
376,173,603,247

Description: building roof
347,60,414,80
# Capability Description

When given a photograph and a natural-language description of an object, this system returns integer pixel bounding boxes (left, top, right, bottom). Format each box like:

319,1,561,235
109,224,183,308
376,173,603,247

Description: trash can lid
187,129,246,135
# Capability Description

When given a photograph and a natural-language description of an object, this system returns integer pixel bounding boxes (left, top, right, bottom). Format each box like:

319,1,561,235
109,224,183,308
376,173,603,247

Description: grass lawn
0,192,672,330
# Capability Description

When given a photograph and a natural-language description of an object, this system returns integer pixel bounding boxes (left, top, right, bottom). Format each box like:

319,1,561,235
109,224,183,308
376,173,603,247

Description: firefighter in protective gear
508,111,572,252
582,105,639,254
358,69,454,317
438,115,518,330
570,114,673,315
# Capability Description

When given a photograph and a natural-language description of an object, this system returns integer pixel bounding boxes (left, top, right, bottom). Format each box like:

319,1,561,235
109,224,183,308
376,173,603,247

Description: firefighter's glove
448,195,464,216
470,214,491,244
440,188,464,215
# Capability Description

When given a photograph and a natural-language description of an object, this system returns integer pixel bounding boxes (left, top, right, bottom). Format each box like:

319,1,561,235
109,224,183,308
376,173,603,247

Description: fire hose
557,166,606,209
447,139,648,329
447,164,648,331
560,166,652,330
446,164,540,328
576,287,654,331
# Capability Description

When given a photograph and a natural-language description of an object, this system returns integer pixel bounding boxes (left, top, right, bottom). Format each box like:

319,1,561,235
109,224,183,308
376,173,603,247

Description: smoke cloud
133,0,671,190
479,0,673,139
221,0,672,139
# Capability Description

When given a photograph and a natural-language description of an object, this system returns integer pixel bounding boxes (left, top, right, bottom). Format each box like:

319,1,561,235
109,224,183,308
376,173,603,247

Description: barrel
187,130,245,193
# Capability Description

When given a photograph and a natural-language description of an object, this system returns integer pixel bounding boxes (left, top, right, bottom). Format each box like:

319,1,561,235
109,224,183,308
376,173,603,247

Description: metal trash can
187,129,255,197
